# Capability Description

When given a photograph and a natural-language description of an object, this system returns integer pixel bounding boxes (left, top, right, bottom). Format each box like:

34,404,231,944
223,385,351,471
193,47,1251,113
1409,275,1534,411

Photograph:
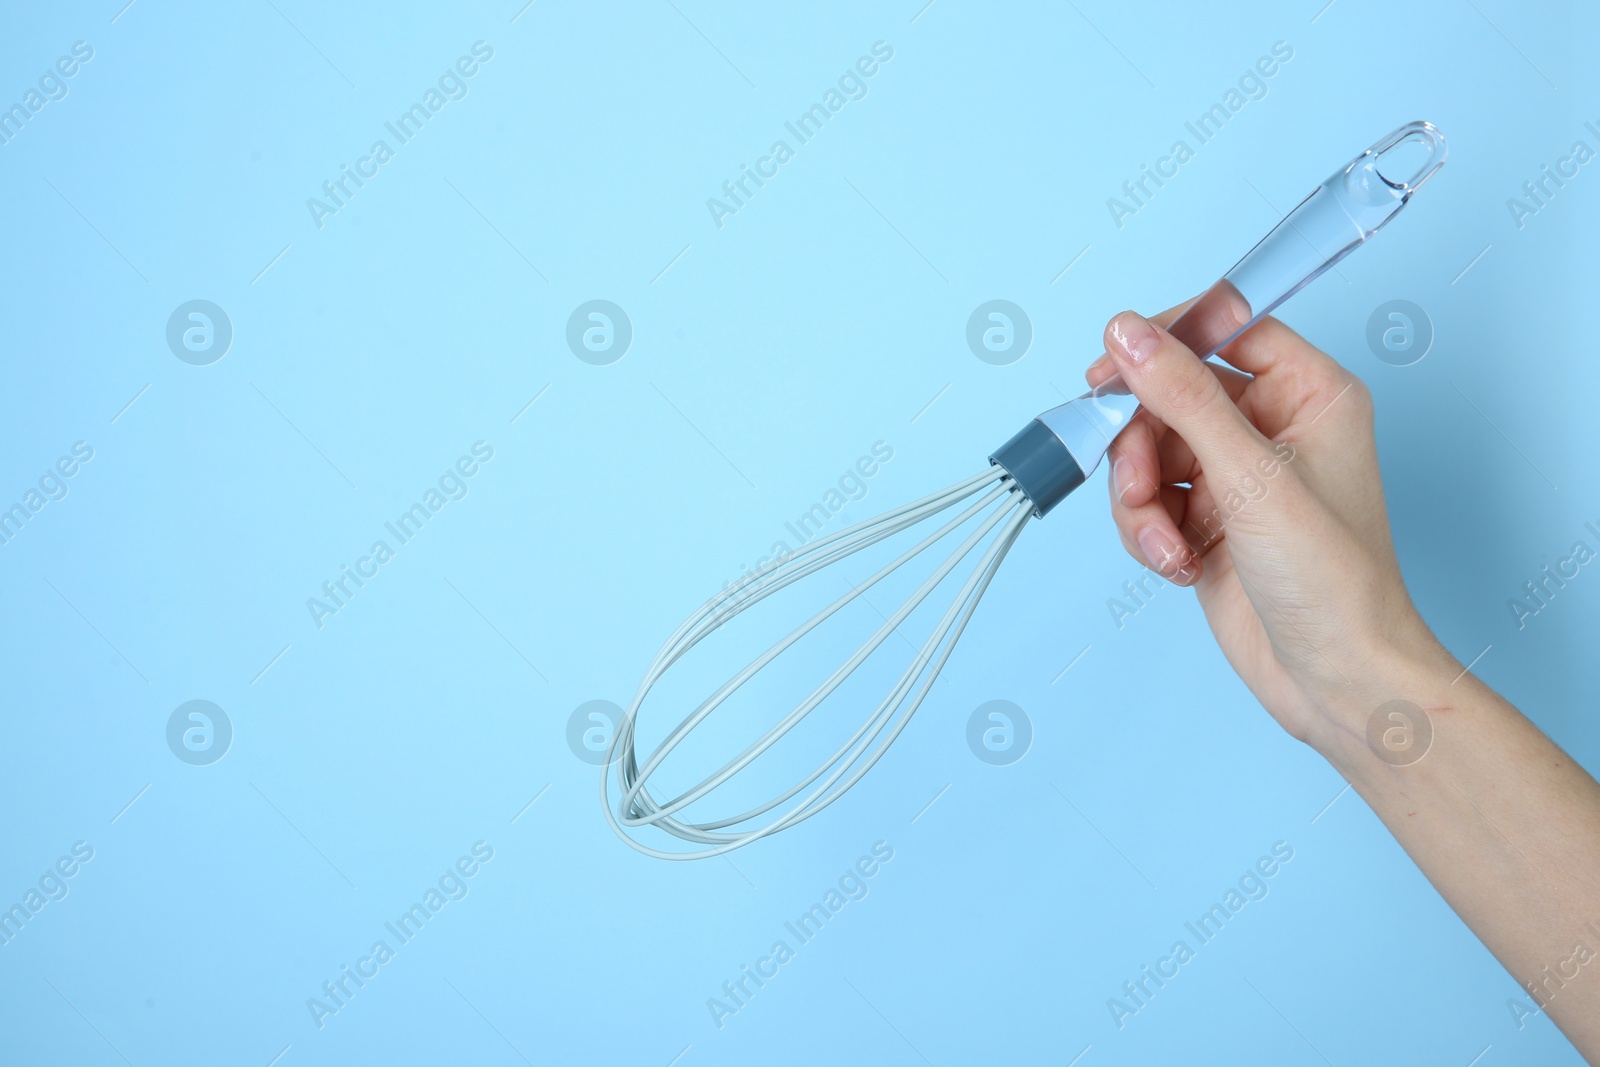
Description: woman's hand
1084,301,1600,1063
1084,304,1442,748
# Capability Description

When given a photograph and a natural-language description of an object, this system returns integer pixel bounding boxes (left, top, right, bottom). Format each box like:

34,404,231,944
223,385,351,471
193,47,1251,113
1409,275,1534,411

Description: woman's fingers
1105,414,1162,509
1213,313,1332,377
1093,362,1257,490
1103,311,1268,480
1084,299,1195,384
1110,459,1200,586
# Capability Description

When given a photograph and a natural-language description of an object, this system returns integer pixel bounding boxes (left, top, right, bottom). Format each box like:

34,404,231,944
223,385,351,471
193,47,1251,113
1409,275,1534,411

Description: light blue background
1,1,1595,1064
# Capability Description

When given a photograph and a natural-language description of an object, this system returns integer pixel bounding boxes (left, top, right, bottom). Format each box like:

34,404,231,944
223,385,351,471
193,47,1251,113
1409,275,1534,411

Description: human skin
1084,304,1600,1062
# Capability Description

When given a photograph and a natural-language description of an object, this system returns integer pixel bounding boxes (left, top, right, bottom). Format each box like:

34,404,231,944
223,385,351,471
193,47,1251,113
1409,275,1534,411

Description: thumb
1103,310,1265,474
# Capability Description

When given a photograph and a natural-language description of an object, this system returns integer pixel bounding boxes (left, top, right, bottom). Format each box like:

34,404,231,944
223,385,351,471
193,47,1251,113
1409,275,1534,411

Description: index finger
1088,282,1255,388
1085,297,1197,388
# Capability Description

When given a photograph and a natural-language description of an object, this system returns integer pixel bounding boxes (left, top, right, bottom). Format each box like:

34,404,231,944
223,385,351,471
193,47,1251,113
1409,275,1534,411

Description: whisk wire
616,468,1007,789
713,496,1033,835
668,467,1003,659
618,477,1018,823
621,483,1023,828
604,466,1034,859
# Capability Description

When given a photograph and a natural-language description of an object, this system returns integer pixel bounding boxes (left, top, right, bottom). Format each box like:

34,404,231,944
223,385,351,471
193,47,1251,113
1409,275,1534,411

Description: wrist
1297,621,1458,771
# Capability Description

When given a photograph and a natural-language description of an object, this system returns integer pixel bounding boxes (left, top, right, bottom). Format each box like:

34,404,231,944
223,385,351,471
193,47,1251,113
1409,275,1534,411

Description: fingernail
1087,351,1111,375
1138,527,1195,586
1109,312,1159,364
1112,456,1140,505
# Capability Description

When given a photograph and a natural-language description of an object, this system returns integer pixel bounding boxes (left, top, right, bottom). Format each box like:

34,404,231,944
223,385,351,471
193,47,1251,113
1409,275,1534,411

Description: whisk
603,122,1447,859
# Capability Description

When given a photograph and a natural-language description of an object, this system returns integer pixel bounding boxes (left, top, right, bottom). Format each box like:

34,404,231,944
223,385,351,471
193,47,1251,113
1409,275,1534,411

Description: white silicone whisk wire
602,467,1032,860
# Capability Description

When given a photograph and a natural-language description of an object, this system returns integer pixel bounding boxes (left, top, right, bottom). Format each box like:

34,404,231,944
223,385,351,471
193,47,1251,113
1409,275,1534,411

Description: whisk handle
991,121,1446,520
988,419,1085,518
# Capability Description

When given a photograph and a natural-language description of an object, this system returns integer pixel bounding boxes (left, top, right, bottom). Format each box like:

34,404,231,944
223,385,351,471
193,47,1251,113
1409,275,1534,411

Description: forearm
1306,640,1600,1057
1090,303,1600,1052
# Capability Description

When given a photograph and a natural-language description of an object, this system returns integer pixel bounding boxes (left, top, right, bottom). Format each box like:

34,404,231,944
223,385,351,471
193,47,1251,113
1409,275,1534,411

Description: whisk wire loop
604,466,1033,859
